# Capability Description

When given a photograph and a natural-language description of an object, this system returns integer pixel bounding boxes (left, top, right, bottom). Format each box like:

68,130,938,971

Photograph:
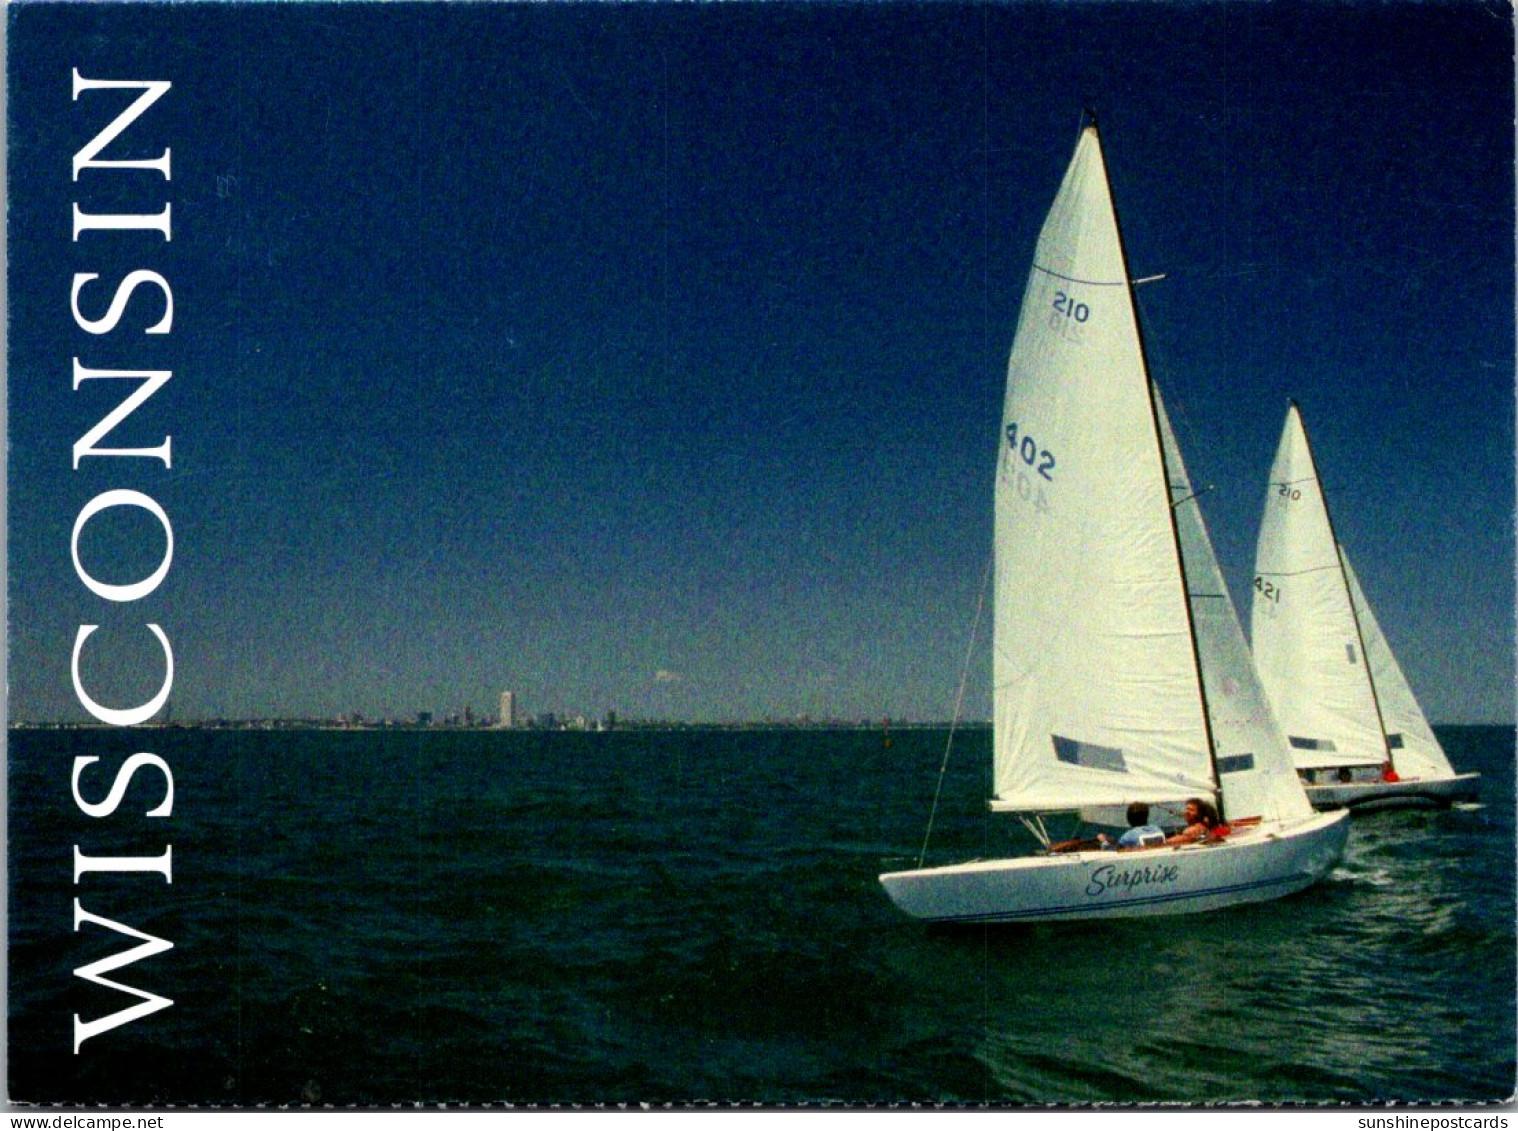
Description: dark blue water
8,725,1513,1105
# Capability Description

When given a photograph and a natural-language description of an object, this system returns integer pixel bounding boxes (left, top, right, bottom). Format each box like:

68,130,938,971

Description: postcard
7,0,1514,1109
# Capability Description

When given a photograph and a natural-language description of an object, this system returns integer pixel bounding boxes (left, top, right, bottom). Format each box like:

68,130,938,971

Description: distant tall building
498,691,517,728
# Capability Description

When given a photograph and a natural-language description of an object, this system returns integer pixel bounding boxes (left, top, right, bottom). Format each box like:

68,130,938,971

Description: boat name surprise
68,68,177,1053
1085,862,1181,899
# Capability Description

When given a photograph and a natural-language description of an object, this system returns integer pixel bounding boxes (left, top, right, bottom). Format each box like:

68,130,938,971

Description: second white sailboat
1250,403,1479,811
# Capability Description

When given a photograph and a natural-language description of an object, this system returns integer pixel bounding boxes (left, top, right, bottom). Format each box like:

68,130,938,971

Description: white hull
1305,772,1480,812
879,810,1349,923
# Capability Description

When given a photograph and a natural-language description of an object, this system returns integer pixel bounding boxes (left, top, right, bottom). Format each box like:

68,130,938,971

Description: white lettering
71,624,174,727
70,489,173,600
72,361,173,467
72,900,174,1052
73,845,172,883
71,71,172,180
69,66,179,1048
72,754,174,818
72,202,172,241
71,271,173,335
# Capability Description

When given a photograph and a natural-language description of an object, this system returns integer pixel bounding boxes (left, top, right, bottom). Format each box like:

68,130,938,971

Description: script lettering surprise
1086,861,1181,898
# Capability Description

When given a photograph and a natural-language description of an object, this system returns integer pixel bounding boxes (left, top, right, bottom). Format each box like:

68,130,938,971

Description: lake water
8,724,1513,1105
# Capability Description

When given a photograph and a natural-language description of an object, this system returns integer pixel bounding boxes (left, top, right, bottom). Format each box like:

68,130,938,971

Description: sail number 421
1005,422,1056,481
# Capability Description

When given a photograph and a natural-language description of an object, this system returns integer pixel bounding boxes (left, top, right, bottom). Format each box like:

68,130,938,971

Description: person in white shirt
1098,802,1166,851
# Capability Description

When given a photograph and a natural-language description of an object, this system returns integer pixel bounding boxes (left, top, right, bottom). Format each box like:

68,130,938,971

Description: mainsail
991,126,1213,812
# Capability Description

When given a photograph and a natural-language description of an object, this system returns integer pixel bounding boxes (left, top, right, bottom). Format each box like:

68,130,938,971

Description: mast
1292,402,1397,769
1088,112,1225,813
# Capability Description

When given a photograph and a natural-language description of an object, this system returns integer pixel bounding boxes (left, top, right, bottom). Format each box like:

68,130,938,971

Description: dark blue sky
8,1,1514,724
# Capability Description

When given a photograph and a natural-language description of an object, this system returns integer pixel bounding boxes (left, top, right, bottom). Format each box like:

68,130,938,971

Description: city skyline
8,2,1514,727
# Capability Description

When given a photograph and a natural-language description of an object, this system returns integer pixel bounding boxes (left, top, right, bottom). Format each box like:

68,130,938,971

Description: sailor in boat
1164,798,1221,846
1050,798,1222,855
1048,801,1174,854
1095,802,1166,851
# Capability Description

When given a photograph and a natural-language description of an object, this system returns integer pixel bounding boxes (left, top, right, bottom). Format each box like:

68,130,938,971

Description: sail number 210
1005,422,1056,481
1052,291,1091,322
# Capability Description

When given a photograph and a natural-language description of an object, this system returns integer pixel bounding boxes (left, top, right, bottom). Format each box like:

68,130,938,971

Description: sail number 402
1005,422,1056,481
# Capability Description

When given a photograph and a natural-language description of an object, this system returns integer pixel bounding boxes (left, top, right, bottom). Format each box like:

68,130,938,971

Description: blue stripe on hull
922,870,1314,924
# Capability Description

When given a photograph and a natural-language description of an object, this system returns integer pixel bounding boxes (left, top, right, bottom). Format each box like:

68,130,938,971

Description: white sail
991,126,1213,812
1341,552,1457,780
1154,394,1314,824
1250,405,1387,769
879,121,1348,924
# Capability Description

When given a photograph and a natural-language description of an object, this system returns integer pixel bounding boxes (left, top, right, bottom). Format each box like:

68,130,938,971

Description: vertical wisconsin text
68,69,177,1053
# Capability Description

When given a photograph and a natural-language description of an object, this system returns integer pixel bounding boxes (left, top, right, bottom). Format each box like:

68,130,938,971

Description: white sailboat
1250,403,1479,811
879,120,1348,923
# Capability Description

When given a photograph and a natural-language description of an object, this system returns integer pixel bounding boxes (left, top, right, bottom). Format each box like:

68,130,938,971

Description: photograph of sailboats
7,0,1513,1108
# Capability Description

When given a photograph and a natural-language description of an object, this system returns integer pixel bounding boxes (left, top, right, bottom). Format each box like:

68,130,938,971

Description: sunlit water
9,725,1513,1105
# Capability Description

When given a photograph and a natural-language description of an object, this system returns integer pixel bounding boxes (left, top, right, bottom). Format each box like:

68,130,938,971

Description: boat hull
878,810,1349,924
1304,772,1480,812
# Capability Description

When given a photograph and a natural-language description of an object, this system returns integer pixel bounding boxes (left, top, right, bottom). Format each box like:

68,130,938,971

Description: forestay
991,126,1213,813
1252,405,1387,769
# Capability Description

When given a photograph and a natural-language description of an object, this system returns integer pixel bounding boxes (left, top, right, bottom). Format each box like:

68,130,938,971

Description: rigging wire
917,549,995,870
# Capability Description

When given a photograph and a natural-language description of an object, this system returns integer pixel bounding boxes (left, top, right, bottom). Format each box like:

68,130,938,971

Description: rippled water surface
9,725,1513,1105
